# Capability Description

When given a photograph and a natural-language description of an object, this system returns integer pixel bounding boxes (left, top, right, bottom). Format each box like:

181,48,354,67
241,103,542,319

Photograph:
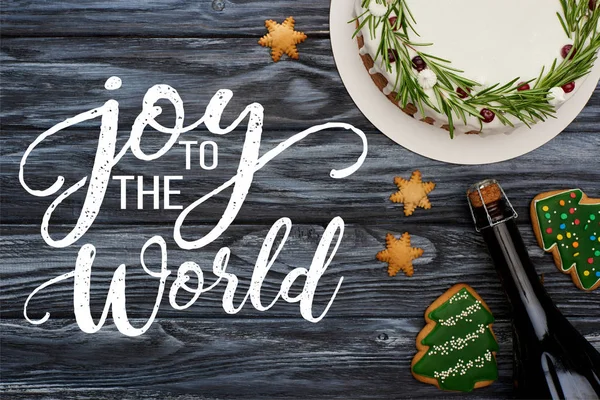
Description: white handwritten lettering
20,77,368,335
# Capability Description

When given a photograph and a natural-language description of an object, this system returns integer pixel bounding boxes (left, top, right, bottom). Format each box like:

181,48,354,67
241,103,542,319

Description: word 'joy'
19,77,368,336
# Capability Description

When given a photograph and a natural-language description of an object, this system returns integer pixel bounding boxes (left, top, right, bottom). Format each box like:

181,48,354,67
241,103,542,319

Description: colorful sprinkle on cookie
258,16,307,62
390,170,436,216
412,284,498,392
376,232,423,277
531,189,600,291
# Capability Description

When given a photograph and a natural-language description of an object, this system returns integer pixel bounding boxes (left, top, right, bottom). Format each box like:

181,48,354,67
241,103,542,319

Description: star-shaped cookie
376,232,424,277
390,170,436,216
258,16,307,62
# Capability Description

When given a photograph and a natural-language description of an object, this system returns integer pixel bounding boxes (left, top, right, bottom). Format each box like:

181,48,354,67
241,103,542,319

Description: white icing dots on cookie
439,292,483,327
429,324,486,356
434,350,494,383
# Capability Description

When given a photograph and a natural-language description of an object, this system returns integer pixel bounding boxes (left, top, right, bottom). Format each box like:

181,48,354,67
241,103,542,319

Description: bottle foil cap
467,179,518,231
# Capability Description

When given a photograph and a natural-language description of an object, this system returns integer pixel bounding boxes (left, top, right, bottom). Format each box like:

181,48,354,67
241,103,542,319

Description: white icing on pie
355,0,588,135
417,69,437,90
368,1,389,17
548,87,567,106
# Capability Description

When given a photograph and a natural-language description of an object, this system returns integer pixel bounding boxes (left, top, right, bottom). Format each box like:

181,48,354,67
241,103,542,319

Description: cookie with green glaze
531,189,600,291
411,284,498,392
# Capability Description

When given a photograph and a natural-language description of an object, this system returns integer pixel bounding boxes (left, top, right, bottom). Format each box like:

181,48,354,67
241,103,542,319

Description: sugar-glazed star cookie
376,232,424,277
390,170,436,216
258,16,307,62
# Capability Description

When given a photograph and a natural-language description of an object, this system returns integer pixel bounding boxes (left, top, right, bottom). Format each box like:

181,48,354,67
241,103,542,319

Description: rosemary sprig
352,0,600,138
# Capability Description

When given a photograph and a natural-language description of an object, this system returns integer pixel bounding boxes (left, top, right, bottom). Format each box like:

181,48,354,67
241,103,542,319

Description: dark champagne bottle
467,179,600,399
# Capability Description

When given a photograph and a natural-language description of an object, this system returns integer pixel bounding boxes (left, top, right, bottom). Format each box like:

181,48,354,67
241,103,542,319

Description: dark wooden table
1,1,599,398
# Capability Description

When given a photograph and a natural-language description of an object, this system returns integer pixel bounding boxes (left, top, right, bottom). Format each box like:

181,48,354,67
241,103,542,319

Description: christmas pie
353,0,600,136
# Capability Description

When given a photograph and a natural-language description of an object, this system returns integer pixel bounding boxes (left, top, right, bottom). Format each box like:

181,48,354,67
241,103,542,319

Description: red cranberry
456,87,470,99
411,56,427,71
387,49,399,63
517,82,531,91
561,45,576,60
389,16,399,30
562,81,575,93
480,108,496,123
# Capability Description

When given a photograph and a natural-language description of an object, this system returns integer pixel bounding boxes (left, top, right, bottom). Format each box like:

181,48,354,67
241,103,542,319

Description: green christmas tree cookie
411,284,498,392
531,189,600,291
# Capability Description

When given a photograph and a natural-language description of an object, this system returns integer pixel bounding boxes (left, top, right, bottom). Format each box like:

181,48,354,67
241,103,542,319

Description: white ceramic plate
330,0,600,165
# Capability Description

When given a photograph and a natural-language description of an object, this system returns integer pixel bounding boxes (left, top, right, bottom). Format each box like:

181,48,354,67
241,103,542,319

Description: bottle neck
472,198,557,338
481,219,552,339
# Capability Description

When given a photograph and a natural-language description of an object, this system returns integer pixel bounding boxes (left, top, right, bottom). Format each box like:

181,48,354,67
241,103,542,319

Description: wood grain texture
2,1,600,398
3,125,600,226
2,223,599,320
0,38,347,131
0,1,331,38
0,317,596,399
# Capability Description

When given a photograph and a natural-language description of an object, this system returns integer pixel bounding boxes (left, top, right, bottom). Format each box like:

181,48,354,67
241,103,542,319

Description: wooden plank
1,318,598,399
3,126,600,226
0,37,353,131
2,223,599,320
0,1,331,38
1,37,599,131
